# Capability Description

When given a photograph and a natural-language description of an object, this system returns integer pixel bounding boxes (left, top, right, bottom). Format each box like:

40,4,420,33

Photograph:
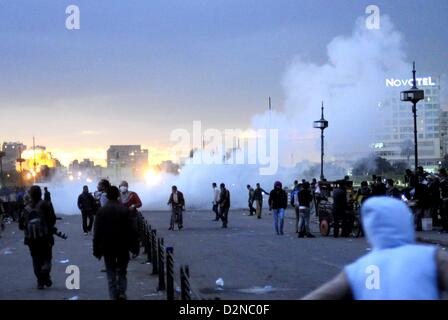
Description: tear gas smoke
44,16,413,214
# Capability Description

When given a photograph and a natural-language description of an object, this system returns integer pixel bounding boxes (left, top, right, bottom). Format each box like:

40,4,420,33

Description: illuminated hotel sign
386,76,436,88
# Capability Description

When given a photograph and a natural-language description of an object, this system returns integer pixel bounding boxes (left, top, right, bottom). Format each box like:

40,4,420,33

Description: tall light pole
401,62,424,171
313,102,329,181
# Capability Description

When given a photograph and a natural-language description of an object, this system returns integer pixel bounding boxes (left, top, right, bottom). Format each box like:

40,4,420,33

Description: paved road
2,207,446,300
0,216,162,300
142,208,370,300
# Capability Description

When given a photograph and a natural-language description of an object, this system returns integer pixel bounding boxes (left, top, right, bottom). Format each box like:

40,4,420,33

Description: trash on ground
237,285,274,294
215,278,224,287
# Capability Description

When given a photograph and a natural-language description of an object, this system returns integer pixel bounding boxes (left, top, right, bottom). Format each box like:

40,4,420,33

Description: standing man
268,181,288,235
93,186,139,300
77,185,97,235
119,180,143,258
297,182,315,238
167,186,185,230
218,183,231,228
333,180,349,238
19,185,57,290
212,183,220,221
119,181,142,213
95,179,110,209
439,169,448,233
43,187,51,202
247,185,255,216
253,183,268,219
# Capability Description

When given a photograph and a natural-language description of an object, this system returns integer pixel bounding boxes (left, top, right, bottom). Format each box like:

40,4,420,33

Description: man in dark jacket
167,185,185,230
333,180,349,238
19,185,56,290
218,183,231,228
296,182,315,238
268,181,288,235
93,186,139,300
78,185,97,235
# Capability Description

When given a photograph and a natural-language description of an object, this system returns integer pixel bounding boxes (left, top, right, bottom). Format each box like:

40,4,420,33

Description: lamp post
313,102,329,181
401,62,425,171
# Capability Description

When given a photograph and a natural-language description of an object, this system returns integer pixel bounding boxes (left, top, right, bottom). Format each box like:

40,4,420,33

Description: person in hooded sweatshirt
302,197,448,300
268,181,288,235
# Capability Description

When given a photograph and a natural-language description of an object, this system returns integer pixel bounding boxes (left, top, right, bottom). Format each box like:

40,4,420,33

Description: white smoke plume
44,16,412,215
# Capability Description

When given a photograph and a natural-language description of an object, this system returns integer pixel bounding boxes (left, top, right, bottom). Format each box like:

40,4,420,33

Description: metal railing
137,213,201,300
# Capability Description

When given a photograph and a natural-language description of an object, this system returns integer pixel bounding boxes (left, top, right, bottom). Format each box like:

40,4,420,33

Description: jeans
298,207,311,235
441,199,448,232
219,206,229,227
170,206,183,229
81,210,94,233
212,204,219,220
248,201,255,215
272,208,285,234
104,253,130,300
255,200,262,218
29,241,53,285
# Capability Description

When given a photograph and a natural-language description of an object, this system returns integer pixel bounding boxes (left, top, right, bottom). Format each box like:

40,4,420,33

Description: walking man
253,183,268,219
218,183,231,228
167,186,185,230
247,185,255,216
212,182,220,221
93,186,139,300
77,185,97,235
268,181,288,235
19,185,57,289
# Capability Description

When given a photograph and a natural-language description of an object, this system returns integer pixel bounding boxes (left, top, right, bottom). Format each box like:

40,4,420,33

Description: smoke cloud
45,16,412,215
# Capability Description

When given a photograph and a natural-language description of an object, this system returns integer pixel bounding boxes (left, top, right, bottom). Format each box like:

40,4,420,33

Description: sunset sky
1,0,447,166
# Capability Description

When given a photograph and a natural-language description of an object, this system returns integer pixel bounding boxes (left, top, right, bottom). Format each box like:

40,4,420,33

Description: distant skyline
1,0,447,166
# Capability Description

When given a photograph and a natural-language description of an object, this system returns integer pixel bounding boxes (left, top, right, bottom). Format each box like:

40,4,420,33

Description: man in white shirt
212,182,220,221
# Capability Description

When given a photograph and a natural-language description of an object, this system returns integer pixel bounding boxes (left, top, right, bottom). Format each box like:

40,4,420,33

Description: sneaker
168,227,173,231
306,233,315,238
298,233,305,238
84,232,88,236
37,283,44,290
178,225,183,230
45,278,53,288
117,293,127,300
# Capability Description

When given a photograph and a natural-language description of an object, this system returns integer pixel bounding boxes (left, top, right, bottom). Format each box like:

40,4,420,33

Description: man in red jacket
119,181,142,214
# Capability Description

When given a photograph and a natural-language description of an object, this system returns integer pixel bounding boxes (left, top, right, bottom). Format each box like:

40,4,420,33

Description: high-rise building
1,142,26,172
372,76,443,169
106,145,148,179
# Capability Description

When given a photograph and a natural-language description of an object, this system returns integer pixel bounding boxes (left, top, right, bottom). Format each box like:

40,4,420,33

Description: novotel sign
386,76,436,88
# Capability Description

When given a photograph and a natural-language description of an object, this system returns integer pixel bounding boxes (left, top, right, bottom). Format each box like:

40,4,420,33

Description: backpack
23,201,49,241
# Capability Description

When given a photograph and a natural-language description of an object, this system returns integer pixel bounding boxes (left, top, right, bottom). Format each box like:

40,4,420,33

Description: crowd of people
2,165,448,300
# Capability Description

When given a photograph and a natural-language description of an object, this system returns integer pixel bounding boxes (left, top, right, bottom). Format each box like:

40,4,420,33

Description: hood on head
274,181,282,189
361,197,415,249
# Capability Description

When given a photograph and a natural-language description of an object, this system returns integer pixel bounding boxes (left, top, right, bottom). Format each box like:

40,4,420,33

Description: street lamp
313,101,329,181
401,62,425,170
